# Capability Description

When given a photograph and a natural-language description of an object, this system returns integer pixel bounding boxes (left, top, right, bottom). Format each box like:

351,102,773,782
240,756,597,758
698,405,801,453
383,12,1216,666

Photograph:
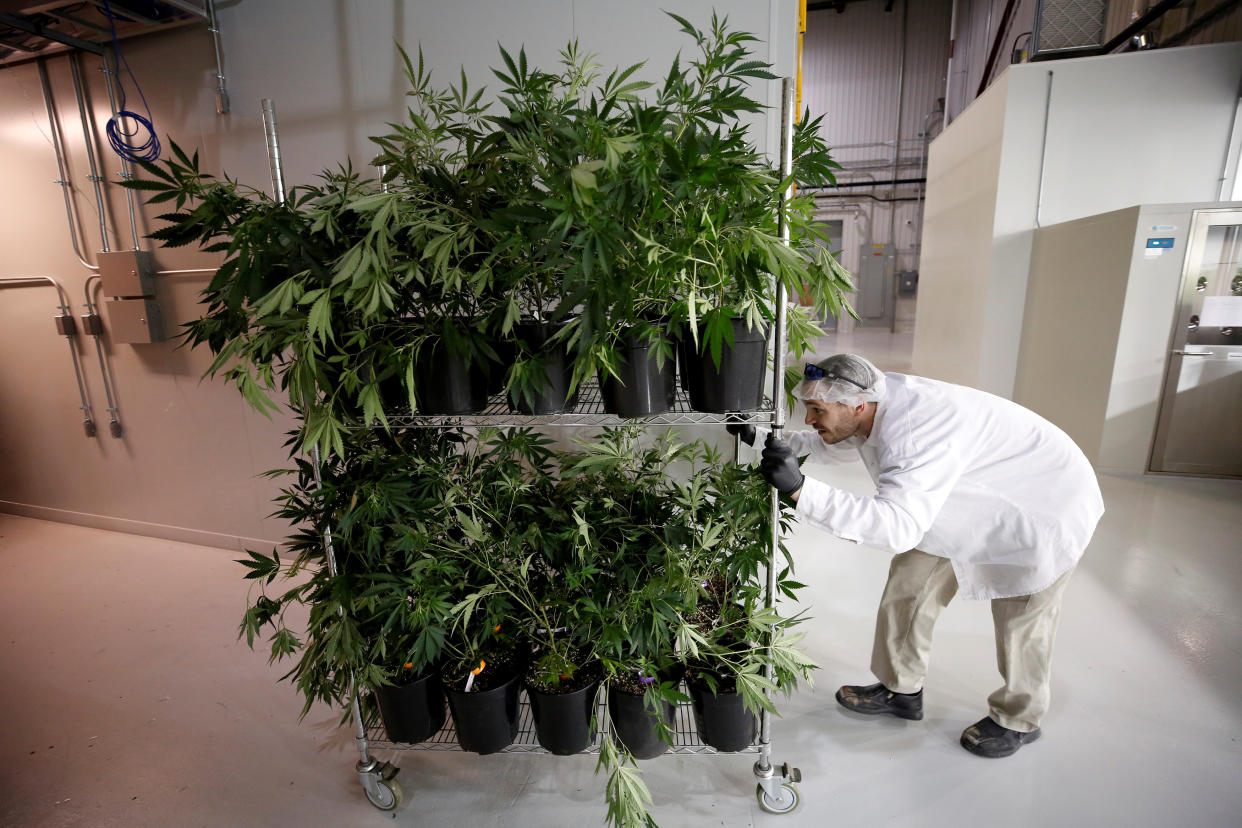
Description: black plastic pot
414,344,490,415
607,685,677,760
599,325,676,418
445,670,522,754
373,671,447,744
687,676,757,752
677,318,769,413
526,678,601,755
511,320,579,415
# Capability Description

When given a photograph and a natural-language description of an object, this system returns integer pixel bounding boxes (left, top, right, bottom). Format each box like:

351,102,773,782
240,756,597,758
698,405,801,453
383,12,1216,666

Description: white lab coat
762,373,1104,600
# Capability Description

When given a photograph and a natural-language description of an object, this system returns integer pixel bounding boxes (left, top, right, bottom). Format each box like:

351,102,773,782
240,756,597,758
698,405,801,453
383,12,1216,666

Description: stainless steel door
1150,209,1242,477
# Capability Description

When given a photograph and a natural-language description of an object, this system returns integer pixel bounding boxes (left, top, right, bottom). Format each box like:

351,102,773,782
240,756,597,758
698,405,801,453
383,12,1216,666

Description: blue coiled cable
99,0,161,163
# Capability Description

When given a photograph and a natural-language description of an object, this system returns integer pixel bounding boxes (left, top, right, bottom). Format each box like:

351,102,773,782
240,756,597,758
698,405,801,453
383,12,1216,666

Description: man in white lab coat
730,354,1104,758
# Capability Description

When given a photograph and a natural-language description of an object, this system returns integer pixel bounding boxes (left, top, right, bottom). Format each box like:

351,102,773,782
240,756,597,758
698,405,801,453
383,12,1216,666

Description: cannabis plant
235,426,468,716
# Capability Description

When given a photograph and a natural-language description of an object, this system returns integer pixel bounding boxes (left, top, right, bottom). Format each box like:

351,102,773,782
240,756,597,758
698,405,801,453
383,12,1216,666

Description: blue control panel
1146,237,1175,249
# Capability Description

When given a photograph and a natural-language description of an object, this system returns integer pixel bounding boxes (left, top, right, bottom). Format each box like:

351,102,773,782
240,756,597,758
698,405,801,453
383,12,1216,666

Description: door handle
1173,350,1212,356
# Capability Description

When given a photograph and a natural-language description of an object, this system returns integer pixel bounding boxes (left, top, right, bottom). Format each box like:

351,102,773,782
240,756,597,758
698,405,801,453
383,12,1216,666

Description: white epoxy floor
2,332,1240,827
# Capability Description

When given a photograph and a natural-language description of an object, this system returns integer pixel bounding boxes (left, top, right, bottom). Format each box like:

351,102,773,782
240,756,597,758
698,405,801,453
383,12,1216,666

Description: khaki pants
869,549,1074,732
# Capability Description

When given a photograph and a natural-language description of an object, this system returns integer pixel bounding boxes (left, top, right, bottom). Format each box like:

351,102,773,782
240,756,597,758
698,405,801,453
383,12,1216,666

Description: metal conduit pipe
36,58,98,272
98,53,141,249
945,0,958,126
838,156,927,171
914,104,945,258
83,275,123,437
69,52,111,253
887,0,909,331
205,0,230,114
809,176,927,191
0,276,96,436
817,192,922,203
832,140,898,150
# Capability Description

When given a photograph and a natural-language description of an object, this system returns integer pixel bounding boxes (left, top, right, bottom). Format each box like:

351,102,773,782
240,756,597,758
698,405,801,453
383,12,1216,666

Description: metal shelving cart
258,77,805,819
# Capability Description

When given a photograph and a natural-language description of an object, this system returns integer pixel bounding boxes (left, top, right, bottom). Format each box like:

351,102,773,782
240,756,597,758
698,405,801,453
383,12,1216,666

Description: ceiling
0,1,206,67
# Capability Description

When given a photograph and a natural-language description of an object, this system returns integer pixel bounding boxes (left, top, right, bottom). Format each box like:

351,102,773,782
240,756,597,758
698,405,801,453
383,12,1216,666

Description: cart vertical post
751,76,803,816
260,98,402,810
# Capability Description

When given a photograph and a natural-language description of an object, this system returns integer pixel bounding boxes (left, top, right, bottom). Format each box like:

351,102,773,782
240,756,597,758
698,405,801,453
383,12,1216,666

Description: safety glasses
803,363,868,390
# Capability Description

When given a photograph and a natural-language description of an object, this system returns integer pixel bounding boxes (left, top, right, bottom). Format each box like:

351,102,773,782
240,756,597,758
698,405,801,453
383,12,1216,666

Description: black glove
760,434,805,496
725,416,756,447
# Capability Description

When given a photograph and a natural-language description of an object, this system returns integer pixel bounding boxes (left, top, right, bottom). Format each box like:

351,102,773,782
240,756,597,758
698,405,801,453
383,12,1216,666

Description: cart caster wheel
365,778,403,811
756,782,800,815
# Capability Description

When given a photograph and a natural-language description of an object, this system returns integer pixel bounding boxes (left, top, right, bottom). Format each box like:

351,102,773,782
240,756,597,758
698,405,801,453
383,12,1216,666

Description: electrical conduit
69,52,112,254
98,52,142,249
84,275,123,437
36,58,98,272
0,276,95,436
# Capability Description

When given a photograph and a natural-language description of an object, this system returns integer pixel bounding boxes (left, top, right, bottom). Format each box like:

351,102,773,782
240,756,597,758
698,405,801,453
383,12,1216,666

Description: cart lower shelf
366,697,760,756
385,378,774,429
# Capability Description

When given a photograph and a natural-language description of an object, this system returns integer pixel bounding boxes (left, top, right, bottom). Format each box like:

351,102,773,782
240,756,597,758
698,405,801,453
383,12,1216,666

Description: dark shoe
960,716,1041,758
835,682,923,721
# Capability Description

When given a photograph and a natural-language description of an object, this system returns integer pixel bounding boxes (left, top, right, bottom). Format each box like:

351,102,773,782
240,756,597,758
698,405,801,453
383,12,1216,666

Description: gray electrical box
105,297,165,344
98,250,155,298
898,270,919,296
856,243,894,327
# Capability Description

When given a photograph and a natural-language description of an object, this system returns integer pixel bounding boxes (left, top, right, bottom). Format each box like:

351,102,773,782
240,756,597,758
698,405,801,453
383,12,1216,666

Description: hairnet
799,353,887,407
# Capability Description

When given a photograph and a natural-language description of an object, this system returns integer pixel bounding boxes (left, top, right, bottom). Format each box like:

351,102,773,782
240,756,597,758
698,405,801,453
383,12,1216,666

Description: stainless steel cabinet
1150,209,1242,476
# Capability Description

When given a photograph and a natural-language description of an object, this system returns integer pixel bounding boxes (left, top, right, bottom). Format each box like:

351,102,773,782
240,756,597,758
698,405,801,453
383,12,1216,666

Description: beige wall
1013,207,1140,461
0,0,797,549
914,41,1242,399
1096,203,1235,473
1013,202,1238,473
0,32,293,550
909,73,1008,387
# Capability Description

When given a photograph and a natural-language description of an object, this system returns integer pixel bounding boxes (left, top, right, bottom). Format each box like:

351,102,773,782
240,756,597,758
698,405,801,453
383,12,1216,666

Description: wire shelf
383,378,775,429
366,695,759,756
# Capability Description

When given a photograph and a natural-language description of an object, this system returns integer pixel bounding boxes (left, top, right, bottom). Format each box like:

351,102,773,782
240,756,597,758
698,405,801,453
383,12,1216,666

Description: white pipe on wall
1034,69,1054,227
1216,85,1242,201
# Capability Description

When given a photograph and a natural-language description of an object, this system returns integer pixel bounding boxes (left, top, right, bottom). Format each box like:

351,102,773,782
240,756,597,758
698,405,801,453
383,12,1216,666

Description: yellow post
797,0,806,116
